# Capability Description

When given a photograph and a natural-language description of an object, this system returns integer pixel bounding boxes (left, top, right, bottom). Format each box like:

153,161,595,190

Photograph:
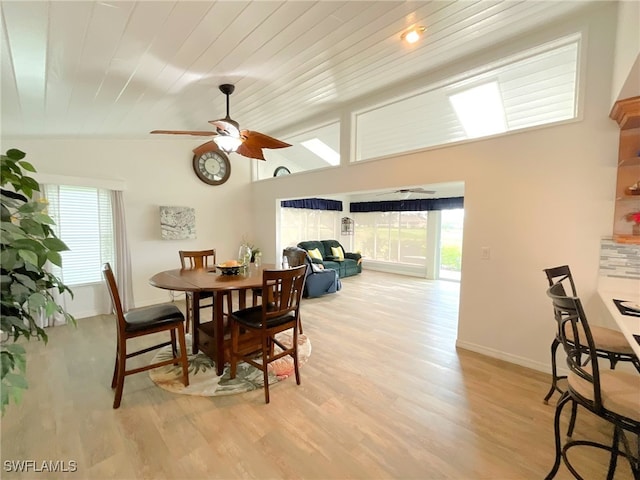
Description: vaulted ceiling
1,1,596,140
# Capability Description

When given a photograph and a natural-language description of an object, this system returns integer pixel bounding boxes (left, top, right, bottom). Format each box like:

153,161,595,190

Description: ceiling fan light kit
214,135,242,153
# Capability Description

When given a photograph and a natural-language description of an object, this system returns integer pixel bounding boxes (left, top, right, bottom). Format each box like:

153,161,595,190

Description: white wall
0,137,255,314
250,3,621,373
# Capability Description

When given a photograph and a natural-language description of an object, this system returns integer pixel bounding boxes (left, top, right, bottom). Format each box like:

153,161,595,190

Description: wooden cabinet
610,96,640,244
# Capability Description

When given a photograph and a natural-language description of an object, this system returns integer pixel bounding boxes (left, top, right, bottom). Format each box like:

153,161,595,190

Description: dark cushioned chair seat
231,305,296,329
124,304,185,332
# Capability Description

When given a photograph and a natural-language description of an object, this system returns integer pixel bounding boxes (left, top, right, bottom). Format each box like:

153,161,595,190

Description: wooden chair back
261,265,307,327
179,249,216,270
103,263,126,334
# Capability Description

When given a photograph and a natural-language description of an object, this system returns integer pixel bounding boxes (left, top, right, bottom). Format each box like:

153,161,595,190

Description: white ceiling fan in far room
377,188,437,200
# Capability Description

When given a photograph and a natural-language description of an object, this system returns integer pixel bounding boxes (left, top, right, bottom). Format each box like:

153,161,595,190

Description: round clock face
274,166,291,177
193,150,231,185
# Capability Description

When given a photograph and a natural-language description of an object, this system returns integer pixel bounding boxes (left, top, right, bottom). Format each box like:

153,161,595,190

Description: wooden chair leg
293,326,301,385
176,323,189,387
111,341,119,389
262,335,270,404
170,329,178,359
230,321,240,379
113,339,127,409
185,292,192,334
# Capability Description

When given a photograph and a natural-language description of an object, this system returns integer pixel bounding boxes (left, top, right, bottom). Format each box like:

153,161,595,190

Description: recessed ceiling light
401,26,426,44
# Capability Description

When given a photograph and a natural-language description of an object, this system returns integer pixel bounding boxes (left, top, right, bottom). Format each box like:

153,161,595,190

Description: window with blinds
44,185,114,286
354,33,580,161
280,207,339,249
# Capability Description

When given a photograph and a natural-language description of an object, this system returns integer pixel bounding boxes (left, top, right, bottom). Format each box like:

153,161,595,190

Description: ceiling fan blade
192,141,219,157
235,130,291,160
150,130,216,136
236,141,266,160
242,130,291,149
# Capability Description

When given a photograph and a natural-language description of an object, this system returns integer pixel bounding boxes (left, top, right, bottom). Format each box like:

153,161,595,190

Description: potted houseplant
0,148,75,414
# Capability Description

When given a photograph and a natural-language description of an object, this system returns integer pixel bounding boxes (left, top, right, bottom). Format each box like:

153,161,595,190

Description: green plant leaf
32,213,55,225
6,149,26,160
1,385,9,414
13,273,37,291
18,249,38,266
17,160,36,172
20,218,44,236
1,351,15,378
4,372,28,389
43,237,69,251
46,250,62,267
28,292,47,309
4,344,26,356
21,176,39,192
11,238,41,250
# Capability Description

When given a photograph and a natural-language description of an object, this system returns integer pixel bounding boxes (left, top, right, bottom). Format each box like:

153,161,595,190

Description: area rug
149,332,311,397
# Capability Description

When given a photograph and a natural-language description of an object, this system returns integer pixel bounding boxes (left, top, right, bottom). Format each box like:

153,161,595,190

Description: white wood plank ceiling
1,1,595,139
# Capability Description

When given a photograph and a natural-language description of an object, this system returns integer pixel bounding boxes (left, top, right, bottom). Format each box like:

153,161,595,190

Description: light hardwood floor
1,271,636,479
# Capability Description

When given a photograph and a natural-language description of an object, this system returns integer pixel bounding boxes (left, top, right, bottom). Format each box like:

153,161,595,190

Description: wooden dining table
149,264,274,375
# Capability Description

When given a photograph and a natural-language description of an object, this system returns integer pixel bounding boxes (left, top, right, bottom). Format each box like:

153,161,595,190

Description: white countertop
597,277,640,358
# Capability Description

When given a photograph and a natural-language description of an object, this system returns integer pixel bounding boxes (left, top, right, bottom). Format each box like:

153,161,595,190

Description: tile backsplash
599,238,640,279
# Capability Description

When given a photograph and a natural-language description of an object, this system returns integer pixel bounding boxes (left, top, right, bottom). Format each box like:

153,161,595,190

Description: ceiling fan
150,84,291,160
377,188,436,198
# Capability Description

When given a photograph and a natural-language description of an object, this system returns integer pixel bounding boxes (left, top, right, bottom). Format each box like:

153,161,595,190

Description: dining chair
103,263,189,409
544,281,639,479
542,265,639,404
229,265,307,403
254,248,308,332
179,249,231,332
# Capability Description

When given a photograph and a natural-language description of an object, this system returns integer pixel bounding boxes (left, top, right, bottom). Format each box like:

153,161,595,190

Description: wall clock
193,149,231,185
273,166,291,177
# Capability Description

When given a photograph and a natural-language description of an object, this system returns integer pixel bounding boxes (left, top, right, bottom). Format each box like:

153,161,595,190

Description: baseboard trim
455,339,567,376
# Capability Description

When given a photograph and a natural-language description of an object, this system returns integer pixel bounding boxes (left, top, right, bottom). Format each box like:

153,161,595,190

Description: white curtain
112,190,134,311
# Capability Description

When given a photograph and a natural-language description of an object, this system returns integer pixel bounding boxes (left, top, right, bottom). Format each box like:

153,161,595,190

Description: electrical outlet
481,247,491,260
